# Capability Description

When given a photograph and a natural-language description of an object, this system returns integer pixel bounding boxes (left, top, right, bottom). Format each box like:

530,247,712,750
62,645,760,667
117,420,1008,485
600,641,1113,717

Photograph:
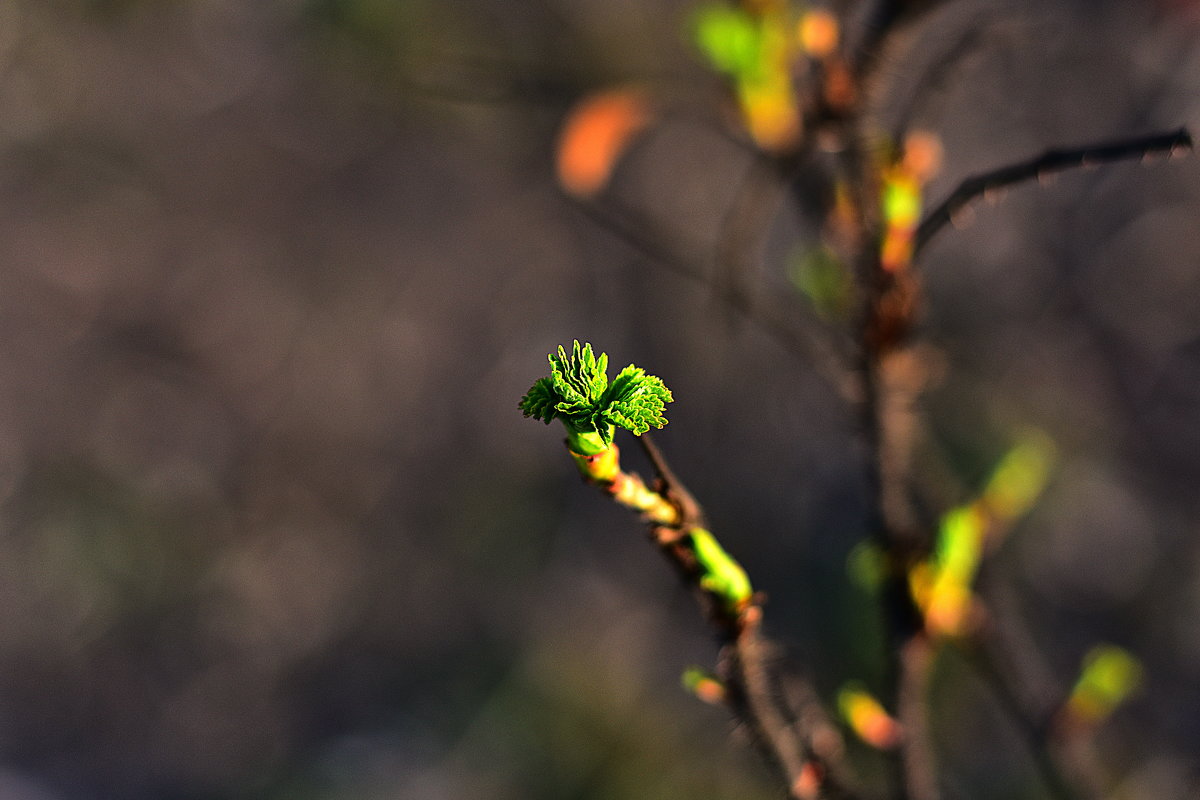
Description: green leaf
982,429,1056,520
788,244,854,319
601,364,672,435
933,505,984,585
520,341,672,445
549,340,608,408
692,3,761,79
518,377,558,424
1069,644,1142,722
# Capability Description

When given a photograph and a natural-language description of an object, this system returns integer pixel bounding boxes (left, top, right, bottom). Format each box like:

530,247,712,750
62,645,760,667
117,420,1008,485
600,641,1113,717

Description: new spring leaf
519,340,672,454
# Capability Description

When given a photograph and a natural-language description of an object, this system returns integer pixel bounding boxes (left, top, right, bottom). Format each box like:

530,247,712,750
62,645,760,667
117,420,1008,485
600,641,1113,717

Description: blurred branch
896,636,938,800
956,635,1080,800
841,139,935,800
569,194,861,404
888,21,994,143
913,127,1194,257
710,153,797,344
848,0,949,80
835,20,941,794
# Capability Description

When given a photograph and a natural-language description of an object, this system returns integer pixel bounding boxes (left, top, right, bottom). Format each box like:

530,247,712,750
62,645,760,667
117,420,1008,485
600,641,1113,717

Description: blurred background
0,0,1198,798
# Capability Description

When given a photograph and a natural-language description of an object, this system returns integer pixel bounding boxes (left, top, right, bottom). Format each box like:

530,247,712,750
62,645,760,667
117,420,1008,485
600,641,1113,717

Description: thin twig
569,195,862,404
848,0,950,82
888,20,994,144
897,636,938,800
955,637,1079,800
638,433,705,528
710,154,795,339
914,128,1193,256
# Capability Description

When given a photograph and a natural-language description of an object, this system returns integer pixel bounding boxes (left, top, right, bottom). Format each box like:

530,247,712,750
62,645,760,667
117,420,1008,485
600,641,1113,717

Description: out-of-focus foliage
691,2,802,150
910,431,1055,636
1067,644,1143,725
556,88,654,198
788,244,853,319
837,683,901,749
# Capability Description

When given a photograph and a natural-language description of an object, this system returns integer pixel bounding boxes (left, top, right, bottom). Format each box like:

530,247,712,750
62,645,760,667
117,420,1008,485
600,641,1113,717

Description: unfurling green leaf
602,364,672,435
518,377,558,424
519,341,672,451
550,340,609,409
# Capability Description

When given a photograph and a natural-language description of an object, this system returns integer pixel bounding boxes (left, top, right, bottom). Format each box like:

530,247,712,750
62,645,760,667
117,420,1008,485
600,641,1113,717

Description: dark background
0,0,1198,797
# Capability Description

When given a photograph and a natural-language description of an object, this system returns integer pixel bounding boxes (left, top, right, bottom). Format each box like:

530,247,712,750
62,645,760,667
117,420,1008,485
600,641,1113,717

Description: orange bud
792,762,823,799
838,685,902,749
556,88,653,197
682,666,727,705
902,131,943,181
822,60,856,111
798,10,839,59
880,227,914,273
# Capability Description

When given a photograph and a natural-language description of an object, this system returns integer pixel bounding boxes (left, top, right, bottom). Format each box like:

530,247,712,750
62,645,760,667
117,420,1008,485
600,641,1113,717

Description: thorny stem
723,614,851,800
914,128,1193,257
570,430,855,799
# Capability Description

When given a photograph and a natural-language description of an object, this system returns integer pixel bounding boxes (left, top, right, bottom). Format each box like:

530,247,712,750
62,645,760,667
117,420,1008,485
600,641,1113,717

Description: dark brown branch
838,87,937,800
724,619,827,799
913,128,1193,257
635,435,855,800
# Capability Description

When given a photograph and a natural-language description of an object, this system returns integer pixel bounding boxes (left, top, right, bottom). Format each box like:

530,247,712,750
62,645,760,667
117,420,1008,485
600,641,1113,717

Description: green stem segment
569,440,752,614
565,426,613,457
521,341,754,617
569,441,680,526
